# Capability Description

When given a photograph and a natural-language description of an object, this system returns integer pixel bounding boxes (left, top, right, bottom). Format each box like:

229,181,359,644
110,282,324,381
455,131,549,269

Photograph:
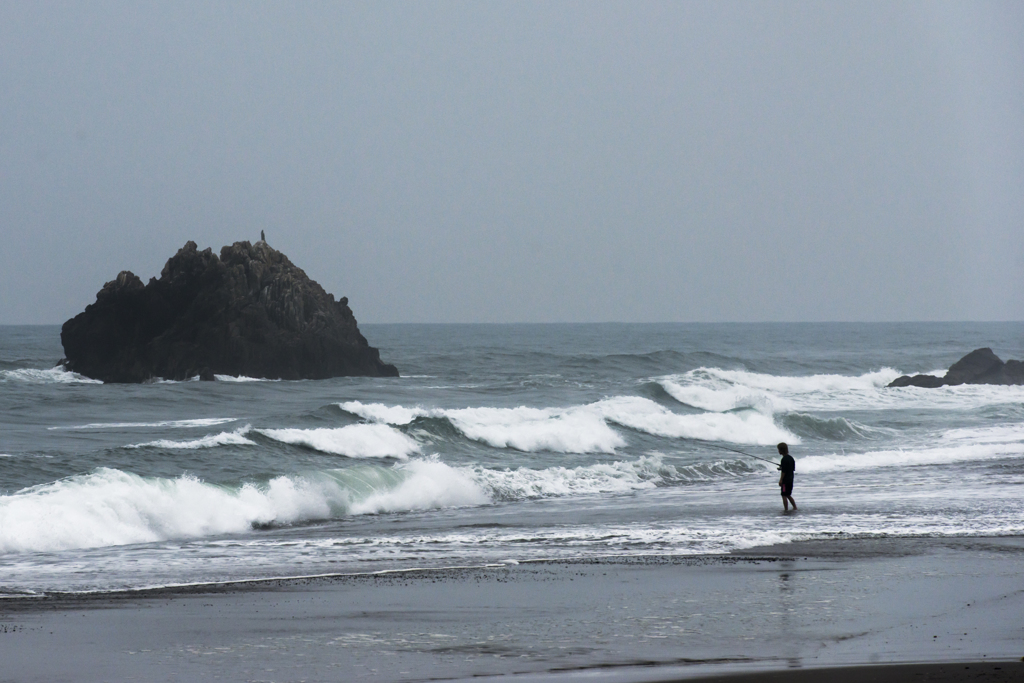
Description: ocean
2,322,1023,597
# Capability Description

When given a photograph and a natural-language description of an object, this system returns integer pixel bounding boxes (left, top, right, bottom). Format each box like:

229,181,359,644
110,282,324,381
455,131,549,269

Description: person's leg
781,480,793,511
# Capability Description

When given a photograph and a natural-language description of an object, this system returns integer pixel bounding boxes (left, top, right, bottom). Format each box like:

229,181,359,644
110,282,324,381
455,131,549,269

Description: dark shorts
780,477,794,496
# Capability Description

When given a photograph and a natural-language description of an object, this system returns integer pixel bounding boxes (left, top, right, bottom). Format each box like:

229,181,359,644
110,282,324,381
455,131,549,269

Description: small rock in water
887,348,1024,388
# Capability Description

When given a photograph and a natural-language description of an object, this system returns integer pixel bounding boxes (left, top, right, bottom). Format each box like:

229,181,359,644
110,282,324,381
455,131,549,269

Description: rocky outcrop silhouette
887,348,1024,388
61,240,399,382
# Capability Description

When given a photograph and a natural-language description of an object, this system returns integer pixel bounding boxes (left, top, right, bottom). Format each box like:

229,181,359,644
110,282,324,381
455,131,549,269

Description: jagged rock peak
60,240,399,383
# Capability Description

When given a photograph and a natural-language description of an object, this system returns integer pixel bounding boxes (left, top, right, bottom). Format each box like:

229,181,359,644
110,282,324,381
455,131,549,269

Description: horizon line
5,320,1024,327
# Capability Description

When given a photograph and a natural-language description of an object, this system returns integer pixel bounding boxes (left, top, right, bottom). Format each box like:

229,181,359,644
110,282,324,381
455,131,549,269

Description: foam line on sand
0,537,1021,682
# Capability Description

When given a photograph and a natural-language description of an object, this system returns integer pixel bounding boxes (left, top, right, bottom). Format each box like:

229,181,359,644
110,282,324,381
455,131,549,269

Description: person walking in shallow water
777,442,797,511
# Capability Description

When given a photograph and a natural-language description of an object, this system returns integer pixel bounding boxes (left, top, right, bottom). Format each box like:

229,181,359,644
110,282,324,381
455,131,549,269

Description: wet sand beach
1,537,1022,682
688,661,1020,682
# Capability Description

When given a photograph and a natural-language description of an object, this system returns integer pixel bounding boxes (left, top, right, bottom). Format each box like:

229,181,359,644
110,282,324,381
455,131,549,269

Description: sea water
1,323,1022,595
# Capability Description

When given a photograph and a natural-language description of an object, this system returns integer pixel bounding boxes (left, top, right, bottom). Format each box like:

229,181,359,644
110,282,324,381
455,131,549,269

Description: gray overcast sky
1,1,1021,324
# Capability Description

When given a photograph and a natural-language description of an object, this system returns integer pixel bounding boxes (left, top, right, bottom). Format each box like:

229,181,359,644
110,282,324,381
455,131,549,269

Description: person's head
777,442,789,456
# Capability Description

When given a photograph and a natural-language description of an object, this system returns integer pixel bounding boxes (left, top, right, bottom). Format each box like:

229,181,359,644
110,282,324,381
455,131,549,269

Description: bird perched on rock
260,230,265,242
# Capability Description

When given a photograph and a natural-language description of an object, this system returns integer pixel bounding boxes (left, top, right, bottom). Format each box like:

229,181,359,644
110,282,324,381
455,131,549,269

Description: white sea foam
213,375,281,382
659,367,897,413
444,405,624,453
940,424,1024,445
0,367,103,384
691,367,902,395
591,396,796,445
303,523,798,559
797,441,1024,474
0,469,319,553
0,450,769,555
342,401,625,453
659,380,790,414
50,418,240,431
472,455,670,499
0,454,755,554
3,444,1017,557
348,459,488,514
0,460,488,553
658,366,1024,413
258,424,421,459
340,401,421,425
127,427,256,450
341,397,794,451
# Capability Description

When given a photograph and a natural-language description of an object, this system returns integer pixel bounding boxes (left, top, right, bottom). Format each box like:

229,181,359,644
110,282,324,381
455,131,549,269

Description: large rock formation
61,240,399,382
887,348,1024,388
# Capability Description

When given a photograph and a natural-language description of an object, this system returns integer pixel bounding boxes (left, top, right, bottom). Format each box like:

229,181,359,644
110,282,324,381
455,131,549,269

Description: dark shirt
779,454,795,477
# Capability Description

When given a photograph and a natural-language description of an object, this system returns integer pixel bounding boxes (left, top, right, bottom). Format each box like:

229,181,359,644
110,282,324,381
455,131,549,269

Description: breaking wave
658,367,898,413
0,460,486,553
122,423,424,458
5,431,1017,554
658,367,1024,413
53,418,240,431
340,396,795,451
127,427,256,450
341,401,624,453
781,413,891,441
0,454,767,554
593,396,794,445
257,424,421,459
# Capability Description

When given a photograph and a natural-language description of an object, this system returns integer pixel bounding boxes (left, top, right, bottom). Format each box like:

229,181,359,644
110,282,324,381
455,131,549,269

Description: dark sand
690,661,1021,682
1,537,1022,682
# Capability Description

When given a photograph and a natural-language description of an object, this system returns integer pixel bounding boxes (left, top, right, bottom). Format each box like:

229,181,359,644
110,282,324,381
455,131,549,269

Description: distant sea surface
1,323,1022,595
